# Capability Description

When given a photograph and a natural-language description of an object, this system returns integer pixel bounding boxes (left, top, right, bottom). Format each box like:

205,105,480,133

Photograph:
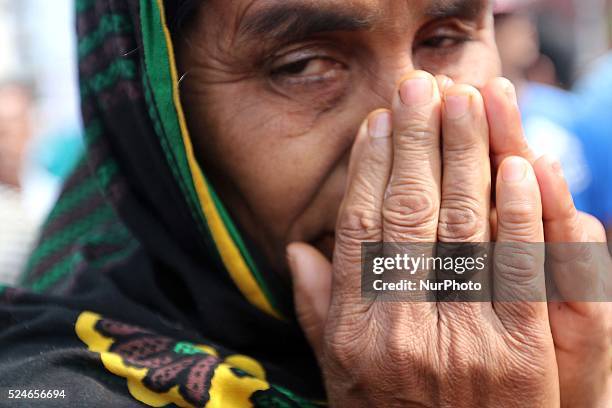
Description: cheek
187,81,351,239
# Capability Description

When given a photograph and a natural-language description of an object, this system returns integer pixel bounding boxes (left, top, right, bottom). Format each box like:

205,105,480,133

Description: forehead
222,0,464,13
201,0,489,34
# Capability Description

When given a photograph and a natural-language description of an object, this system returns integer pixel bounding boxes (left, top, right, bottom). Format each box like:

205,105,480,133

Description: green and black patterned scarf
0,1,325,406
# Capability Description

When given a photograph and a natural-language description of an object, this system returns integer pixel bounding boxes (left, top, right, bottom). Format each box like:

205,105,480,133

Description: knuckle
438,201,484,242
337,205,381,242
495,246,542,285
443,136,483,156
383,191,438,237
498,200,540,238
395,119,437,146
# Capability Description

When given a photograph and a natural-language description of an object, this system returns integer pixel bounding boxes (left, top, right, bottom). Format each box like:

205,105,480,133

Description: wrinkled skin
176,0,611,406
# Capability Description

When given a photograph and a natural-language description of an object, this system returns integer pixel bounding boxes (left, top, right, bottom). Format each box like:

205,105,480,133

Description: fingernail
368,111,392,138
504,81,518,106
502,157,527,182
400,77,433,105
445,94,471,119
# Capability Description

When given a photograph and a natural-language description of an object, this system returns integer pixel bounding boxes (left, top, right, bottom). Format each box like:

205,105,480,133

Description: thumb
286,242,332,356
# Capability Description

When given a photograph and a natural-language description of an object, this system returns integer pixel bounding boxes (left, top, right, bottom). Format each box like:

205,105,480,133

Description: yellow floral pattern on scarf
76,311,269,407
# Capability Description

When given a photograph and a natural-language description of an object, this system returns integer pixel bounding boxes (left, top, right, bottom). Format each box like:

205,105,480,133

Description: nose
365,52,417,109
335,51,416,161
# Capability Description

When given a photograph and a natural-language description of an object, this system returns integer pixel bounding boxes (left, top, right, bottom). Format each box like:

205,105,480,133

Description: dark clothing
0,1,324,406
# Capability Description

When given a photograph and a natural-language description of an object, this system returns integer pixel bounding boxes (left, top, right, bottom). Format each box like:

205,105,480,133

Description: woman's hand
288,71,561,407
482,79,612,408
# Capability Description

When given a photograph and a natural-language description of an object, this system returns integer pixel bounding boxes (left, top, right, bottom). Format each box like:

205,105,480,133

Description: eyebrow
425,0,489,20
240,3,374,44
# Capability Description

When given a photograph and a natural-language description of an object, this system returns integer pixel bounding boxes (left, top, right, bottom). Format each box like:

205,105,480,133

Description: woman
0,0,609,406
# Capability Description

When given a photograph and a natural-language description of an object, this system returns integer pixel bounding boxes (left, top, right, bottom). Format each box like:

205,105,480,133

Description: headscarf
0,0,325,406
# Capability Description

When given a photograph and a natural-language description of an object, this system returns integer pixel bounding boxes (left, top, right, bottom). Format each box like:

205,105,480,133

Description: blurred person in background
0,80,38,285
0,77,82,286
495,0,612,239
572,47,612,242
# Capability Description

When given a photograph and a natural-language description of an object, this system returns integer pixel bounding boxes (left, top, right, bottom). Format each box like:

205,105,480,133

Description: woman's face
176,0,501,272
